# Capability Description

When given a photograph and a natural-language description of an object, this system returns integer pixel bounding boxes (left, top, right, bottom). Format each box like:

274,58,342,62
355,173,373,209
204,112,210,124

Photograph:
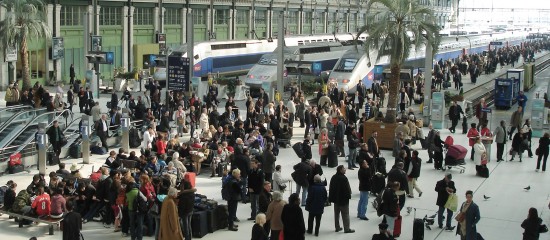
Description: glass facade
60,6,86,26
165,8,182,25
100,7,122,26
134,7,154,25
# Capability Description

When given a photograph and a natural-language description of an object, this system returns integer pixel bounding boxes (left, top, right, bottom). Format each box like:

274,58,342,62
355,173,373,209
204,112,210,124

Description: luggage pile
192,194,229,238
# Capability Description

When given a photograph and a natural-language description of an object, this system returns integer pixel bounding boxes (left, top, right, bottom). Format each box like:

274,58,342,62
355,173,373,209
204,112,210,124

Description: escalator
0,105,34,128
0,108,47,148
0,110,73,168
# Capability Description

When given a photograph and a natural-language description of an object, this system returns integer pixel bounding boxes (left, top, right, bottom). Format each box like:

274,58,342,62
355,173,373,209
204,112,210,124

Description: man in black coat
448,101,464,133
357,160,371,220
231,148,251,203
302,138,313,162
258,181,272,233
406,150,423,198
307,159,324,186
110,90,118,111
387,162,409,211
328,165,355,233
367,131,380,158
292,161,312,206
435,173,456,231
47,120,65,157
335,117,346,157
247,160,264,220
304,107,312,139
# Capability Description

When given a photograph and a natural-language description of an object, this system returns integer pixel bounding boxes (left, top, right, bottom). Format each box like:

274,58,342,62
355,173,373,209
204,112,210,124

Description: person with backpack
2,181,17,211
223,169,242,231
126,182,146,240
381,181,400,238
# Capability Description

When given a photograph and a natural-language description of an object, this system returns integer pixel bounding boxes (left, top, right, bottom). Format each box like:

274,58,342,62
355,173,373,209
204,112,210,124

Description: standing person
511,130,526,162
85,87,94,111
406,150,423,198
521,207,543,240
426,124,436,163
473,137,487,169
347,127,360,170
448,101,464,133
61,201,82,240
536,132,550,172
292,161,312,206
522,119,534,158
494,120,507,162
178,177,196,240
517,91,528,114
47,120,65,157
262,143,277,184
281,193,306,240
357,160,371,221
475,98,488,130
435,173,456,231
251,213,268,240
159,187,184,240
67,88,75,113
509,107,523,140
456,190,480,240
467,123,479,161
248,160,264,221
69,63,76,84
258,181,272,234
367,131,380,158
305,175,328,236
329,165,355,233
335,117,346,157
95,114,110,151
126,182,145,240
226,169,242,231
381,181,400,238
266,191,286,239
387,162,409,211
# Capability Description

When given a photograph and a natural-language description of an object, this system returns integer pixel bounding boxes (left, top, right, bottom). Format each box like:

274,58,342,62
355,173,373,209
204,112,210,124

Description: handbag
536,148,540,156
455,212,465,222
481,153,488,165
444,193,458,212
278,182,287,192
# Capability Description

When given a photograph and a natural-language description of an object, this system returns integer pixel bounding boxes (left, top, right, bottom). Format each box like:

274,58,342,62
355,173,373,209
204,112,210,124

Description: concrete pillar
154,7,160,33
268,10,272,38
207,7,212,40
323,11,327,34
298,10,303,34
55,5,62,82
122,6,129,70
47,4,54,84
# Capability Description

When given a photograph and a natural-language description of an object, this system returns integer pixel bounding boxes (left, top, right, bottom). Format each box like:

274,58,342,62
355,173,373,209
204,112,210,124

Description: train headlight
248,74,254,79
342,79,350,84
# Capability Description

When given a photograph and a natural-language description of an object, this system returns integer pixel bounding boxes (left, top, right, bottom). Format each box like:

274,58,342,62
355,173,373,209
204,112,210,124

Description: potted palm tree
0,0,52,91
359,0,441,149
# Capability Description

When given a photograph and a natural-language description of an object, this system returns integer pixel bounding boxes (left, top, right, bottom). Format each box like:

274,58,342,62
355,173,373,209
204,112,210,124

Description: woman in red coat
466,123,479,161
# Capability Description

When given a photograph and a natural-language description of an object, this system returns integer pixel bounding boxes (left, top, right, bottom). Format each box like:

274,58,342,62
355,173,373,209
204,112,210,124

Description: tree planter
362,119,399,150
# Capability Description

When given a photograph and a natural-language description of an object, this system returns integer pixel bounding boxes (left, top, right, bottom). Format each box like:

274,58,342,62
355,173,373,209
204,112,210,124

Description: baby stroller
444,145,467,173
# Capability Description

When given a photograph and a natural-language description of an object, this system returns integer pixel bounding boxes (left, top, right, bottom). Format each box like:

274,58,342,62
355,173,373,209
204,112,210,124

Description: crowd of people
1,40,550,240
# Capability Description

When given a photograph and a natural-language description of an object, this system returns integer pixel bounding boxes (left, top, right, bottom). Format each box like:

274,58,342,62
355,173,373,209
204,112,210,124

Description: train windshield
258,57,277,65
334,58,358,72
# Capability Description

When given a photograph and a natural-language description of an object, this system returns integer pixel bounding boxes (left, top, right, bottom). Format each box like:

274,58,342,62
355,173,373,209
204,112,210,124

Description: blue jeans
438,206,454,228
296,184,308,206
348,148,358,168
250,193,260,218
129,211,144,240
180,212,193,240
357,191,369,218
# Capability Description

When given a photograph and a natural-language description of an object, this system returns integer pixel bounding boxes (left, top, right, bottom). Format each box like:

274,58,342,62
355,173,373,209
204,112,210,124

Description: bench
99,85,113,93
0,209,62,235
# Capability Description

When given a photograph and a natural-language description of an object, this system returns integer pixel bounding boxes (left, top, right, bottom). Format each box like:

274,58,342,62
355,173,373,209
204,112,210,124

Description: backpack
134,191,149,214
374,188,387,217
221,175,234,201
0,185,8,204
12,190,30,213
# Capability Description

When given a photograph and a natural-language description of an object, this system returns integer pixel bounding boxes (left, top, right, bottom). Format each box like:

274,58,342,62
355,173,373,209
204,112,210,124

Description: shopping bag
445,193,458,212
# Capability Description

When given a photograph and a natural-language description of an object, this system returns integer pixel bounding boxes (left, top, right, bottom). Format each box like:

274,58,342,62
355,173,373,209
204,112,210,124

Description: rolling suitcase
217,162,228,177
394,215,402,237
216,205,228,229
327,143,338,168
69,142,82,158
413,209,424,240
47,152,60,166
476,165,489,178
205,209,217,233
192,211,209,238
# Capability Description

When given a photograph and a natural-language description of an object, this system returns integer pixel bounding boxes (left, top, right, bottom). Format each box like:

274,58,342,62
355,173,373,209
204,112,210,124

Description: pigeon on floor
483,195,491,200
524,186,531,191
429,213,437,219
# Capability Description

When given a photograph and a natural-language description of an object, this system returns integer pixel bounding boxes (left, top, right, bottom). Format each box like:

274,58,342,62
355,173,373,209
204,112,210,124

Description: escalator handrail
0,104,33,112
0,109,73,154
0,108,47,133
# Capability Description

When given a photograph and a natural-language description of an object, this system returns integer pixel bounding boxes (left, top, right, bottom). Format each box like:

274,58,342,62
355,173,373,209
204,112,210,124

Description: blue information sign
167,56,190,91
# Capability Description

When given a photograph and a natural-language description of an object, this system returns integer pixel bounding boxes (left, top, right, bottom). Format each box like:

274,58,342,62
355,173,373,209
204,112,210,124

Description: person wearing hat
435,173,456,231
371,223,394,240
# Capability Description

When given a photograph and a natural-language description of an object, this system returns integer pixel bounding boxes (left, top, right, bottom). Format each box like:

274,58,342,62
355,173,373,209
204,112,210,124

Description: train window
300,68,312,74
305,40,310,43
334,58,358,72
211,43,247,50
287,67,298,73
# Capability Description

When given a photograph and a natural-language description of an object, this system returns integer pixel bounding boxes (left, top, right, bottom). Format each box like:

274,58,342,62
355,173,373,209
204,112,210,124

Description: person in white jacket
199,108,209,131
272,165,291,193
142,127,155,150
473,137,486,167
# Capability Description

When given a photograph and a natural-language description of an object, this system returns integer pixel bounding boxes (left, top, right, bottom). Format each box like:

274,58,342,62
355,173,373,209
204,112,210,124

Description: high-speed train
329,32,528,92
153,33,363,81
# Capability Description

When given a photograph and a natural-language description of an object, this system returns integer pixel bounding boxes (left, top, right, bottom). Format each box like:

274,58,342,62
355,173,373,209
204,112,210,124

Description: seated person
105,151,121,169
55,163,71,180
11,189,33,214
31,186,51,217
75,181,95,216
146,156,161,174
3,181,17,211
116,148,128,161
49,188,67,218
200,127,212,141
178,143,191,161
157,154,168,168
27,174,44,196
